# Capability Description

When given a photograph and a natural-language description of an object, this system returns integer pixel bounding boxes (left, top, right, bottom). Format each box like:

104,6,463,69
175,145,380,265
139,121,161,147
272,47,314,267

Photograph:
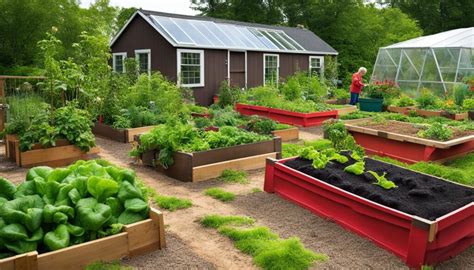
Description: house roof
111,9,337,55
384,27,474,49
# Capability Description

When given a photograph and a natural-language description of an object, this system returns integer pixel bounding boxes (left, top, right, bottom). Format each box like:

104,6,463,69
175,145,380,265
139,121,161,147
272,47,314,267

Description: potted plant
463,98,474,120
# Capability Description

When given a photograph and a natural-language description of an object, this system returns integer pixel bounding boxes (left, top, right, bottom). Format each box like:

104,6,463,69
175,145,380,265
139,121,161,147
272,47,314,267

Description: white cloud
80,0,198,15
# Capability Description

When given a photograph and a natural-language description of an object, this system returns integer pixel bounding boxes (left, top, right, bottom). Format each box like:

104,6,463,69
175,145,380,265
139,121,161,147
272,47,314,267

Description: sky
79,0,199,15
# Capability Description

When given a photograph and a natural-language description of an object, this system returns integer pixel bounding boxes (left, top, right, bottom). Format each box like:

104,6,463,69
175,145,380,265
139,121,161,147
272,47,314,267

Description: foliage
332,88,350,100
462,99,474,111
193,117,213,129
0,160,148,257
281,72,328,102
344,161,366,176
85,261,133,270
18,102,95,152
367,171,397,189
299,147,348,170
210,106,246,127
3,95,48,137
363,81,400,104
134,123,271,168
200,214,327,270
282,143,304,158
219,170,249,184
416,89,441,110
417,123,453,141
245,116,277,135
240,85,332,113
217,81,241,107
453,83,470,107
322,120,365,155
204,188,236,202
251,188,262,193
394,95,415,107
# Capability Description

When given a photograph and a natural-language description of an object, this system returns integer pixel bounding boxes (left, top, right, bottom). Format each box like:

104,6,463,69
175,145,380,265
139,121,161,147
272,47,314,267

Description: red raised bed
264,157,474,268
235,103,338,127
344,119,474,163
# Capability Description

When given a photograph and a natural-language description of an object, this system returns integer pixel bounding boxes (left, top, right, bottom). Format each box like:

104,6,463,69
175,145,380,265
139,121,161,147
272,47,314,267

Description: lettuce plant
368,171,398,189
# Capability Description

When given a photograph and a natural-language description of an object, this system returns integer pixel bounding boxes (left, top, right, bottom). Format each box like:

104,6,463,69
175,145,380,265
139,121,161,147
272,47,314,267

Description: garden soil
1,134,473,269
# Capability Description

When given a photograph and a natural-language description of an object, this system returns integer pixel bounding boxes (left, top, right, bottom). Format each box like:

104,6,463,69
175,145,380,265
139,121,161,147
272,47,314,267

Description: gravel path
1,129,473,269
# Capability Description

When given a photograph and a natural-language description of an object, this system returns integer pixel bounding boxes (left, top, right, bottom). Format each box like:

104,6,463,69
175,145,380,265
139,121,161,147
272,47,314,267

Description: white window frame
177,49,205,88
112,52,127,73
309,56,324,77
263,53,279,86
135,49,151,75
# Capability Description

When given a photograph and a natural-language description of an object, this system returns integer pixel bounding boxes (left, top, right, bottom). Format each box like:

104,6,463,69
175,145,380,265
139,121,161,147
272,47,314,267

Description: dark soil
358,120,474,141
284,154,474,220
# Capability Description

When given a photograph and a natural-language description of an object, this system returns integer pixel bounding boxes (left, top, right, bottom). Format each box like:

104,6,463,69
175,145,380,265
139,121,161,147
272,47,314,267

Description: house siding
111,15,177,81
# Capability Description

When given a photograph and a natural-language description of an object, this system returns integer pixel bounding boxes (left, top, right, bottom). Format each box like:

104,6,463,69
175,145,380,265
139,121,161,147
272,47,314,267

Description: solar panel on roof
150,15,307,52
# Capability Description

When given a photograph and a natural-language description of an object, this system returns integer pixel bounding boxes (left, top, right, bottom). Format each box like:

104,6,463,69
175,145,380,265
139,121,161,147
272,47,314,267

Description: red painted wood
349,131,474,163
264,158,474,268
235,103,338,127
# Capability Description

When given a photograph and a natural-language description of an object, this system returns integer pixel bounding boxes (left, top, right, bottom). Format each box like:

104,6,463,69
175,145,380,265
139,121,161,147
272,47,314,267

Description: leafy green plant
367,171,397,189
453,83,469,106
217,80,241,107
219,169,249,184
322,119,365,156
201,214,327,270
416,89,440,110
462,99,474,111
417,123,453,141
344,161,365,175
193,117,212,129
394,95,415,107
299,147,329,169
0,160,148,257
245,116,277,135
204,188,236,202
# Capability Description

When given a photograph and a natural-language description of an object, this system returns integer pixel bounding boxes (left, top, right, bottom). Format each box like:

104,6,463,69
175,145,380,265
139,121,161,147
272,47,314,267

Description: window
135,49,151,74
177,49,204,87
112,52,127,73
264,54,279,86
309,56,324,76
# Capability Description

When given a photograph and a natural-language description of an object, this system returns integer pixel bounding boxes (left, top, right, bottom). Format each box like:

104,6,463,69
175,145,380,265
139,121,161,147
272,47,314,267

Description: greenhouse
371,27,474,97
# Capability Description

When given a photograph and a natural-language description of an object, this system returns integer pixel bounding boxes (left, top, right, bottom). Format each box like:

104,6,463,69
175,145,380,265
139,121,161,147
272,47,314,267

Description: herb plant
416,89,440,110
417,123,453,141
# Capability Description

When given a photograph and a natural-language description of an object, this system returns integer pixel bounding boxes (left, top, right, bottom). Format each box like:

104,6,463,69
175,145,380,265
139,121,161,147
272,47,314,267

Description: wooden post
0,78,5,131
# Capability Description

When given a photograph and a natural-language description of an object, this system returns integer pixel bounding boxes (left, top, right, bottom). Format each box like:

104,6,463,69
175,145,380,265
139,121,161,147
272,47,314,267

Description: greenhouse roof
384,27,474,49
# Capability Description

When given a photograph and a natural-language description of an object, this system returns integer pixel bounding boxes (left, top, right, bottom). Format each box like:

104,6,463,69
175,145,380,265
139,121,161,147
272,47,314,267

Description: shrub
416,89,440,109
395,95,415,107
453,83,469,106
245,116,277,135
218,80,240,107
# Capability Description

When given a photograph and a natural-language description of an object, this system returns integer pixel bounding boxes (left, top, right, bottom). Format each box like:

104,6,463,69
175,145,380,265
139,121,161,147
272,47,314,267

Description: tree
384,0,474,34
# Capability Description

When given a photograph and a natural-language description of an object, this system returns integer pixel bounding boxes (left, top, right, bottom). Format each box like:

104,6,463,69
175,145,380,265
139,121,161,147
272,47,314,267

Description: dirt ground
1,127,473,270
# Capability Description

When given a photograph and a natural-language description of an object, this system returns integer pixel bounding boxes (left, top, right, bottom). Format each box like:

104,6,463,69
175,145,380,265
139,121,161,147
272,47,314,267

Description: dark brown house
110,10,338,105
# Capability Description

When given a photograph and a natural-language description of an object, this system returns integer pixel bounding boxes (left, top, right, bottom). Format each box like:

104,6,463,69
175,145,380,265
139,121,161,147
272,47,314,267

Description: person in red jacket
349,67,367,105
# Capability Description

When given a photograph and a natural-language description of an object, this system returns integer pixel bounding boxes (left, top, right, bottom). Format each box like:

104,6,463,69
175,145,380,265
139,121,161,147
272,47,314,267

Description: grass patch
201,215,328,269
204,188,236,202
154,195,193,211
201,214,255,228
251,188,262,193
85,261,132,270
282,143,304,158
137,179,193,211
373,156,474,186
303,139,333,150
219,169,249,184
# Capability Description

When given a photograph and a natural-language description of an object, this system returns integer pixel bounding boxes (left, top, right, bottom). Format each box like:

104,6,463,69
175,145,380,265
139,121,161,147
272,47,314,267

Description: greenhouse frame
371,27,474,97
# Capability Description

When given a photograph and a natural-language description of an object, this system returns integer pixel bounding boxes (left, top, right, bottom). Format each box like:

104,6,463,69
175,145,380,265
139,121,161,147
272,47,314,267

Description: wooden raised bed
387,105,415,115
334,105,357,116
92,122,157,143
344,119,474,163
441,111,469,121
271,127,299,142
264,157,474,268
4,135,99,168
139,137,282,182
414,108,443,117
235,103,338,127
0,208,166,270
191,112,211,118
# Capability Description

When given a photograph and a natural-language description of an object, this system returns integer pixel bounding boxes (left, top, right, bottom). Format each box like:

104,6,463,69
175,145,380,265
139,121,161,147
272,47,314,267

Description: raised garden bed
0,208,165,270
334,105,358,116
264,156,474,268
191,112,211,118
441,111,469,121
415,108,443,118
344,119,474,163
4,134,99,168
387,105,415,115
271,127,299,142
325,98,348,105
139,137,282,182
235,103,338,127
92,122,157,143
